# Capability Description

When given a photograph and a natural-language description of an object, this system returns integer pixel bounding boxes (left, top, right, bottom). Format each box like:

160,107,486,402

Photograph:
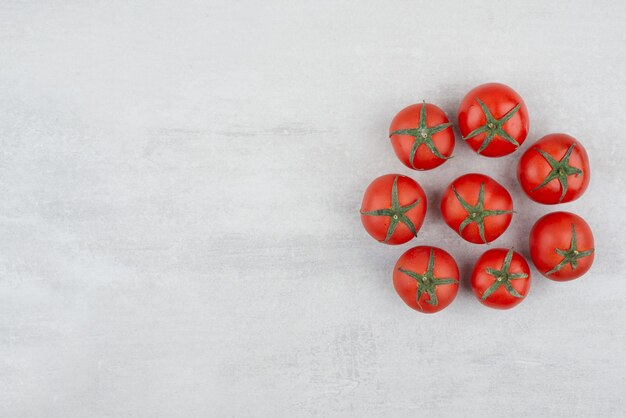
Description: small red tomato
458,83,529,157
529,211,595,281
360,174,427,245
517,133,590,204
393,246,460,314
440,173,514,244
389,102,455,170
471,248,531,310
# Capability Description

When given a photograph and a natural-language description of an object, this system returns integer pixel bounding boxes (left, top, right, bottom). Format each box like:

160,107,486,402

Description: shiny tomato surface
360,174,427,245
440,173,513,244
529,211,595,281
518,133,590,204
389,102,455,170
458,83,529,157
471,248,531,310
393,246,460,313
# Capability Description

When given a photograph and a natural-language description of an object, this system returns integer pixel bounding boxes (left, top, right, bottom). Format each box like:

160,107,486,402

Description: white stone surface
1,1,625,416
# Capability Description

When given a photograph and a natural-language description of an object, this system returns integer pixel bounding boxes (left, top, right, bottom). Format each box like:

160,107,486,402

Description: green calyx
462,98,521,154
360,176,422,242
482,248,528,300
452,182,513,244
546,223,594,275
390,102,452,168
398,248,459,307
532,144,582,203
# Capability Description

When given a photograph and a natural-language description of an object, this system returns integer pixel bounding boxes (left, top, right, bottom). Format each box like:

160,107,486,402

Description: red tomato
529,211,595,281
471,248,531,310
458,83,529,157
360,174,427,245
517,133,590,204
389,102,455,170
393,246,460,313
440,173,513,244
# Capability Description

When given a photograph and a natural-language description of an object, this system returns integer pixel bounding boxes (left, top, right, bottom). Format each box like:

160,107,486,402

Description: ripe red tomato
529,211,595,281
389,102,455,170
440,173,513,244
393,246,460,313
517,133,590,204
471,248,531,310
458,83,529,157
360,174,427,245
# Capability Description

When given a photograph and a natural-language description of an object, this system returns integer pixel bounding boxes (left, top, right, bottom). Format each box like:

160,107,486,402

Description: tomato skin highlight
389,102,455,170
360,174,427,245
458,83,529,157
393,246,460,314
517,133,590,204
529,212,595,281
440,173,514,244
471,249,531,310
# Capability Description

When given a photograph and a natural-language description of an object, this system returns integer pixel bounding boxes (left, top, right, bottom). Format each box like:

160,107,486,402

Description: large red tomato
393,246,460,313
517,133,590,204
458,83,529,157
440,173,513,244
360,174,427,245
529,211,595,281
389,102,455,170
471,248,531,310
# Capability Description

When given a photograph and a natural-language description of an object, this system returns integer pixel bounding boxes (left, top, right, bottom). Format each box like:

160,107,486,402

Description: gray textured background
1,1,625,417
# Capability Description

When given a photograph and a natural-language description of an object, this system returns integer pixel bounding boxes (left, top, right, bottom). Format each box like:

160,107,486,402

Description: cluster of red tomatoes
360,83,594,313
